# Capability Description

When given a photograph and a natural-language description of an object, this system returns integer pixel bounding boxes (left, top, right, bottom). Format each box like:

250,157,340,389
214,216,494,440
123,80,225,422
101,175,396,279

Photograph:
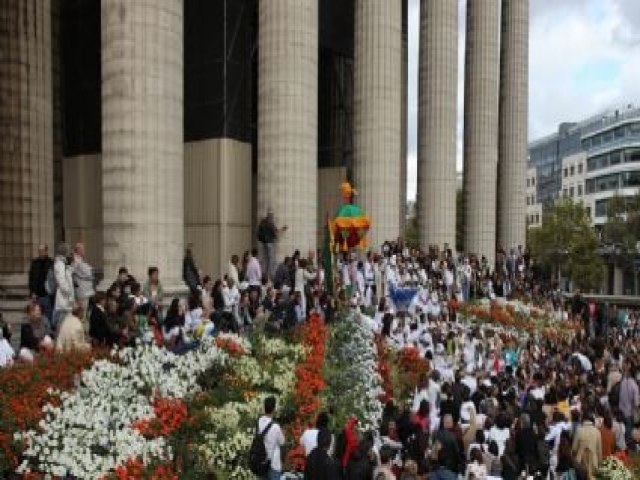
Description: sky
406,0,640,201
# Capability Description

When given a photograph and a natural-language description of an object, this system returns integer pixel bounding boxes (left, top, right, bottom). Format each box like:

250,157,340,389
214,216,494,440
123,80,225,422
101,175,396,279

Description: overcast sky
406,0,640,201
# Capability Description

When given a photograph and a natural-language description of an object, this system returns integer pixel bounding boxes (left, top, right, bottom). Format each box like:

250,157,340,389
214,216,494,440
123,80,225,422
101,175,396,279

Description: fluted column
101,0,184,284
354,0,402,249
257,0,318,258
0,0,54,274
498,0,529,252
463,0,500,265
418,0,458,250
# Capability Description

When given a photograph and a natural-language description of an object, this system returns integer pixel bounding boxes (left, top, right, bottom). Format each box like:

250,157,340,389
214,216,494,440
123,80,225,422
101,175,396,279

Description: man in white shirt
227,254,240,286
299,411,330,456
246,248,263,289
258,396,285,479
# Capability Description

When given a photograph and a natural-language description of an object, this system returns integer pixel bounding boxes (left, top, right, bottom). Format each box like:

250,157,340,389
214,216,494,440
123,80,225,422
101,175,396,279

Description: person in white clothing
246,248,263,289
258,396,285,479
227,254,240,287
52,243,75,333
299,412,330,456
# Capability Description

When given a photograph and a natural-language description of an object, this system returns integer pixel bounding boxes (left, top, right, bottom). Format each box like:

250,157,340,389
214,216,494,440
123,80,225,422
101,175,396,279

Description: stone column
418,0,458,250
101,0,184,285
354,0,402,249
257,0,318,258
463,0,500,265
0,0,54,275
498,0,529,253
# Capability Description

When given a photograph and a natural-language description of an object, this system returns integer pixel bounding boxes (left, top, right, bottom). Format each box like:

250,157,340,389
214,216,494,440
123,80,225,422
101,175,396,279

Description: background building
527,105,640,294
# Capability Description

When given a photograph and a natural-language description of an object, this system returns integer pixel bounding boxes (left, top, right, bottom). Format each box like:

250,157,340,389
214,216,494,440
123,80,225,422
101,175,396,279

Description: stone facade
353,0,402,249
463,0,501,265
101,0,184,284
257,0,319,258
184,138,252,279
498,0,529,253
418,0,458,250
0,0,54,273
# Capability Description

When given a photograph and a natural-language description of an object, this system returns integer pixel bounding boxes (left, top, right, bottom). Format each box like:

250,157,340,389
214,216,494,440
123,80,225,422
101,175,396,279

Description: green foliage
456,189,464,252
405,215,419,249
527,198,603,291
602,193,640,267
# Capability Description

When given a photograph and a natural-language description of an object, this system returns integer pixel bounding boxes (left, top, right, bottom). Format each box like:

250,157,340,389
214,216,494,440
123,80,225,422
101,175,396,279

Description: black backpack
248,420,273,476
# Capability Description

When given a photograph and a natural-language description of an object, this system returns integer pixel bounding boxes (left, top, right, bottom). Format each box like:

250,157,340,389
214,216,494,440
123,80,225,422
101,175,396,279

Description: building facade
527,106,640,294
1,0,528,288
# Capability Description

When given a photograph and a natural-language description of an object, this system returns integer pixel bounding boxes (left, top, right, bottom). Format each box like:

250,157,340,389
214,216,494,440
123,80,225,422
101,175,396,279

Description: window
563,168,568,178
586,179,595,194
587,157,598,172
569,186,575,197
526,178,530,187
535,214,540,224
526,196,530,206
603,131,613,143
629,123,640,136
622,171,640,187
582,138,591,149
578,163,583,174
563,188,568,197
570,165,575,176
614,126,625,139
578,184,583,196
592,135,602,147
610,151,621,166
598,155,609,169
626,148,640,163
595,199,608,217
532,177,536,186
586,206,591,218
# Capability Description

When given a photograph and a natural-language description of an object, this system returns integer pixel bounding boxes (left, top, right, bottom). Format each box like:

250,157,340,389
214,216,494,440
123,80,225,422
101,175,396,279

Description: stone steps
0,274,29,351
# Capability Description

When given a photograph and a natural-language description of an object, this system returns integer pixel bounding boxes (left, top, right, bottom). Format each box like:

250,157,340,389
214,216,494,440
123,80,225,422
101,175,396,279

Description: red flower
285,314,328,471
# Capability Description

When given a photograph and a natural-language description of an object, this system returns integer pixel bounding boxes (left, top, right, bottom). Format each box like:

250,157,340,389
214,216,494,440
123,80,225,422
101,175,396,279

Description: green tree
456,189,464,253
527,198,603,291
405,215,419,249
602,193,640,253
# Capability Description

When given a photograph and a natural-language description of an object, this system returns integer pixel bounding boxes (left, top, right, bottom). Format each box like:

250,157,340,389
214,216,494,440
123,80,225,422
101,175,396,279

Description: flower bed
285,314,328,471
5,315,393,479
460,299,578,342
323,315,384,433
0,349,104,475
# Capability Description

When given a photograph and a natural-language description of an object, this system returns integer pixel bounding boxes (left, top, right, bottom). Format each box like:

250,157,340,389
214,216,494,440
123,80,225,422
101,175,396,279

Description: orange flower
285,314,328,472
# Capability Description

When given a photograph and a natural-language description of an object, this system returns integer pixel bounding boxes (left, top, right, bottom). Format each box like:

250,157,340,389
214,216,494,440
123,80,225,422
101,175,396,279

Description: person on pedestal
52,243,75,334
257,210,288,282
182,245,201,295
28,244,53,321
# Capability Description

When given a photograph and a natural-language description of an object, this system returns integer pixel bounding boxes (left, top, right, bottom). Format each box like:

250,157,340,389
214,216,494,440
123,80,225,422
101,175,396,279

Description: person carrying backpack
249,396,284,479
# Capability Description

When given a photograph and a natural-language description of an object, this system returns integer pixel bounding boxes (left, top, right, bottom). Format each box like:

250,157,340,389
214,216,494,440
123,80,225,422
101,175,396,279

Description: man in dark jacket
304,428,339,480
28,244,54,319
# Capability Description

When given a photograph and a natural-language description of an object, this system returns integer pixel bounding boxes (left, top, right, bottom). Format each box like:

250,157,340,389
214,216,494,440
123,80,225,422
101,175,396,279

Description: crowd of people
1,227,640,480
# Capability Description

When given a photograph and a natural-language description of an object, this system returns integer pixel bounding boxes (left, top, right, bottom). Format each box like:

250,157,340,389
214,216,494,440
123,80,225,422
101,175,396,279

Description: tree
602,193,640,253
456,189,464,253
527,198,603,291
405,215,419,249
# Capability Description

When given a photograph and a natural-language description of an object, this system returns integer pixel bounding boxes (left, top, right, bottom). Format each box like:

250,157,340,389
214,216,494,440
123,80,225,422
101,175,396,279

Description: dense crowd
1,217,640,480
